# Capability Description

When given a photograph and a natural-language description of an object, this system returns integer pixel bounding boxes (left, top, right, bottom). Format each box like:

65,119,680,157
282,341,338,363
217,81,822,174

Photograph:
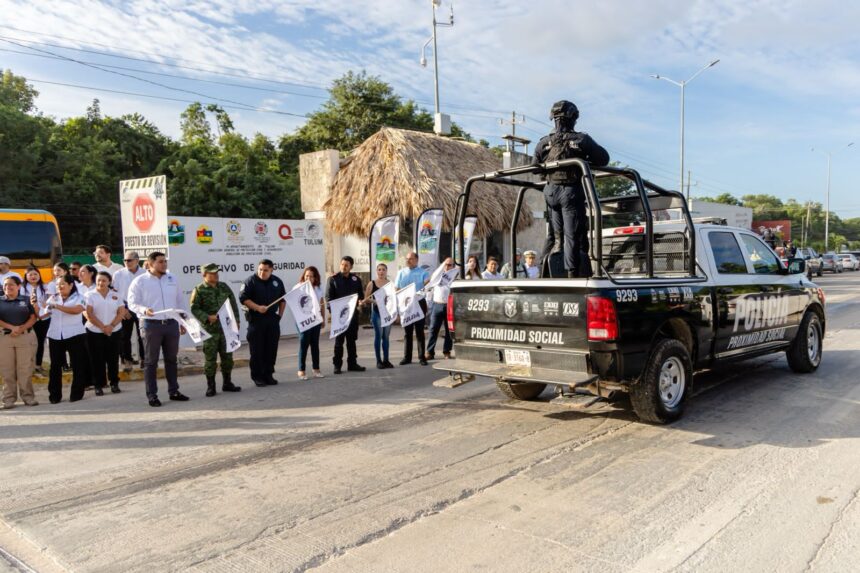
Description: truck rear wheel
786,311,822,373
496,380,547,401
630,339,692,424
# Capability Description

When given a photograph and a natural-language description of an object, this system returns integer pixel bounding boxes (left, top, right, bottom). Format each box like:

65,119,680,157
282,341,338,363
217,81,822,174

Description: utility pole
420,0,454,134
499,111,529,154
812,142,853,252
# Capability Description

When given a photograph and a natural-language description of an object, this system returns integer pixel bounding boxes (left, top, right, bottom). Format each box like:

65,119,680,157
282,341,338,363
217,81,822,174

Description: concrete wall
299,150,342,276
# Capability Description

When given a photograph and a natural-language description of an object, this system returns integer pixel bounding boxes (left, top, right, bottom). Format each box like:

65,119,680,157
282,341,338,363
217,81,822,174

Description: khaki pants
0,331,37,406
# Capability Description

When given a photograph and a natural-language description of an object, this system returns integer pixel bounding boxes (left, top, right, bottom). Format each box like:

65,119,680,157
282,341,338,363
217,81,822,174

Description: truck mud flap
433,359,596,386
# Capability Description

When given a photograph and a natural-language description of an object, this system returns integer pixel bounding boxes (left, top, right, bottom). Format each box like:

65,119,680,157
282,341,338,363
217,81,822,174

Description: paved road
0,272,858,572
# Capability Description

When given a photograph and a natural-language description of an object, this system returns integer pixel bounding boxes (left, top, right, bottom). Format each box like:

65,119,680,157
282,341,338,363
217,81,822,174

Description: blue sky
2,0,859,219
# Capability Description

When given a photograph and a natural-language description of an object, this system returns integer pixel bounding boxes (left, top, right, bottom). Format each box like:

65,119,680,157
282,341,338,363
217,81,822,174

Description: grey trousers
141,319,180,399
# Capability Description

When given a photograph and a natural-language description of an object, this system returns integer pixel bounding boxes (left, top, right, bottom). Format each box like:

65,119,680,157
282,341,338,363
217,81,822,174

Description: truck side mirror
788,258,806,274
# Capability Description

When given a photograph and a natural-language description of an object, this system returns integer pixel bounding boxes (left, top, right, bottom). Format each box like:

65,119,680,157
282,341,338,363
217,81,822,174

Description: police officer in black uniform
533,100,610,278
326,256,366,374
239,259,286,386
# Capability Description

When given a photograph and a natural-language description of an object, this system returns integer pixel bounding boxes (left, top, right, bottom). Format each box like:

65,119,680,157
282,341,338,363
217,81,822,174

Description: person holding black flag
240,259,286,387
326,256,366,374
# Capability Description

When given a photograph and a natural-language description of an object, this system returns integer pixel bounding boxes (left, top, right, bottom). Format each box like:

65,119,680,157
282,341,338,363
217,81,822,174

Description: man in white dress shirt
112,251,146,369
128,251,190,407
92,245,124,276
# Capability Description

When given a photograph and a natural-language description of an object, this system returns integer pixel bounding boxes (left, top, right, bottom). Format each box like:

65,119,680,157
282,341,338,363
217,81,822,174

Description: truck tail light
818,288,825,305
587,296,618,341
447,294,455,333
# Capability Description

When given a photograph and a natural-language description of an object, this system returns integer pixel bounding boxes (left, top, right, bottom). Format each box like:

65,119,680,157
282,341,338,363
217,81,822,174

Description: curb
29,359,251,385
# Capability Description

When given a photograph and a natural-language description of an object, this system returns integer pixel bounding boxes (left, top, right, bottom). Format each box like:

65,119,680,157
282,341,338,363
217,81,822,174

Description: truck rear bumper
433,359,597,386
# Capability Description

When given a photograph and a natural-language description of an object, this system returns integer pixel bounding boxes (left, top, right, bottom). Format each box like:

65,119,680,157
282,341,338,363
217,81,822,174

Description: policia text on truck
436,150,824,424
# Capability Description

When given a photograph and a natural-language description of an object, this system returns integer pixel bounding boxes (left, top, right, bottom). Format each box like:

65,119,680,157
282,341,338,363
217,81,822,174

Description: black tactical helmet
550,100,579,122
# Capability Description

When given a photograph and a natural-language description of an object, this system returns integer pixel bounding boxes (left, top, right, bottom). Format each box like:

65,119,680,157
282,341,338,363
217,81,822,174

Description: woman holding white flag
296,266,325,380
364,263,394,369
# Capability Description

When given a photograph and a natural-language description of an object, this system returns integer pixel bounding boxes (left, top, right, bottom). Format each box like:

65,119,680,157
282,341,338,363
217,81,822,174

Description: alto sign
120,175,169,258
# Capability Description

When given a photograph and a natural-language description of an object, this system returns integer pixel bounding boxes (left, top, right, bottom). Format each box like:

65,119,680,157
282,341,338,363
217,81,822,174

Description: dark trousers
403,300,428,362
48,334,87,402
248,318,280,381
141,320,180,399
87,330,120,388
544,183,590,276
121,311,144,362
33,318,49,366
333,316,359,368
426,302,452,356
298,324,321,371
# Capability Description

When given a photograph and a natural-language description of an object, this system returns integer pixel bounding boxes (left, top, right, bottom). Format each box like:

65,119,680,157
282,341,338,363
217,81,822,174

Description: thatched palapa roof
324,127,533,237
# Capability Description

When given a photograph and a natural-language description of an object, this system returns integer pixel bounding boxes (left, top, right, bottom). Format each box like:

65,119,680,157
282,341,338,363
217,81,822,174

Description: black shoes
149,397,162,407
399,358,411,366
222,374,241,392
426,353,435,360
110,384,121,393
333,367,343,374
205,375,217,397
169,392,190,401
377,361,385,369
383,361,395,369
347,364,366,372
419,359,428,366
95,388,105,396
267,377,279,386
50,397,61,404
253,379,268,387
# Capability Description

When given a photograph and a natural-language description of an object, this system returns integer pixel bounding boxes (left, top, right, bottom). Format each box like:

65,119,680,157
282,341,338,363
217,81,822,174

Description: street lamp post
420,0,453,118
812,142,853,252
651,59,720,201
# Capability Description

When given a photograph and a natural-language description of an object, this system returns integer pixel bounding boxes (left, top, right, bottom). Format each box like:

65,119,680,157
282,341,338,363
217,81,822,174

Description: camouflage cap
202,263,220,273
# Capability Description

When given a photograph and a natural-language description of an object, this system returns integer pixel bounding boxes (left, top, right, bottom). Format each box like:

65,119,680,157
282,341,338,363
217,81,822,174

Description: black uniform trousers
87,330,120,389
48,334,87,402
121,310,144,362
544,182,590,276
403,300,428,362
333,315,360,369
248,316,280,382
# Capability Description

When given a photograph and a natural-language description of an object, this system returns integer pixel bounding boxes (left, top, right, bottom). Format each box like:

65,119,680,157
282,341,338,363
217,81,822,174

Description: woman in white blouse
76,264,97,297
85,272,124,395
38,274,88,403
22,267,54,374
295,266,325,380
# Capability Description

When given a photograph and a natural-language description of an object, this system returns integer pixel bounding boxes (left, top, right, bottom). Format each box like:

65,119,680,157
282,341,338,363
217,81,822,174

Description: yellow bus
0,209,63,283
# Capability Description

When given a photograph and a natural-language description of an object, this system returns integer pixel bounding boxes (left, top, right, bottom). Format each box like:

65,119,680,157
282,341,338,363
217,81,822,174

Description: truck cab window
709,231,747,274
739,234,780,274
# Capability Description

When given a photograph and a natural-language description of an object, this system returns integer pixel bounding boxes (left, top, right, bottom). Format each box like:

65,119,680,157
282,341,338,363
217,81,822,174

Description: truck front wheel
496,380,547,401
630,339,692,424
786,311,822,373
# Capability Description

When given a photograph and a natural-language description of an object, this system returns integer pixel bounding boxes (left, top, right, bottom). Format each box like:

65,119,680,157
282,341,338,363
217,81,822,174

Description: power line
25,78,307,118
1,37,309,117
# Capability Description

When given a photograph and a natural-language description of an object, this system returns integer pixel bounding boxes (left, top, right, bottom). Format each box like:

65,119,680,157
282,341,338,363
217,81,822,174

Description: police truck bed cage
453,159,698,281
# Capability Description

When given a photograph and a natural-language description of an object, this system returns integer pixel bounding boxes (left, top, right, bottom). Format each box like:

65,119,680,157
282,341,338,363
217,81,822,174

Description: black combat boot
222,372,242,392
205,375,217,397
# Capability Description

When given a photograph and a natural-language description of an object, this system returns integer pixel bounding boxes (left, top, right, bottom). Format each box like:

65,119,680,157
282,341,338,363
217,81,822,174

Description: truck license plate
505,349,531,367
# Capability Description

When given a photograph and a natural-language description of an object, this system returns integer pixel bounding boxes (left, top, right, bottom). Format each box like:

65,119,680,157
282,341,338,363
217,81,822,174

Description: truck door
706,230,759,357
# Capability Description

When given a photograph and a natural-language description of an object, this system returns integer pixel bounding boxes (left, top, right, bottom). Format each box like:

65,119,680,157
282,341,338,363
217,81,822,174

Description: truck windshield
0,220,61,268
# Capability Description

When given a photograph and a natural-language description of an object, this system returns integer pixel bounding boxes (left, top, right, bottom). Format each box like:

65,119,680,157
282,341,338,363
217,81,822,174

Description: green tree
0,69,38,112
180,102,213,145
700,192,742,206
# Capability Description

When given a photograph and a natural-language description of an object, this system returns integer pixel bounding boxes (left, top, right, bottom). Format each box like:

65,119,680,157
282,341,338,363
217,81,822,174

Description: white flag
329,294,359,339
217,299,242,352
396,283,424,327
372,282,398,327
425,262,461,291
155,309,212,345
286,281,323,333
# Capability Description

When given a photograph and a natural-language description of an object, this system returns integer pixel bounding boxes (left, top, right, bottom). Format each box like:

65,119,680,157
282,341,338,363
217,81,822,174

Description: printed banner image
416,208,444,272
396,283,424,328
370,215,400,279
286,281,323,333
372,281,398,328
218,299,242,352
329,294,359,339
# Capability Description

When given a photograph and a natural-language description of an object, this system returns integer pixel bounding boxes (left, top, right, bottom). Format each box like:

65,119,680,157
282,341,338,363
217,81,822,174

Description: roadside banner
329,294,358,339
415,208,444,272
453,215,478,264
753,220,791,242
372,281,398,328
217,299,242,352
120,175,169,258
369,215,400,279
396,283,424,327
286,280,323,333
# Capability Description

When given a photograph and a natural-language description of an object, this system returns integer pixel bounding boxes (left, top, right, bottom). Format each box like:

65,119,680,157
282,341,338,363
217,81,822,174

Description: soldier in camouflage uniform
190,263,242,396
